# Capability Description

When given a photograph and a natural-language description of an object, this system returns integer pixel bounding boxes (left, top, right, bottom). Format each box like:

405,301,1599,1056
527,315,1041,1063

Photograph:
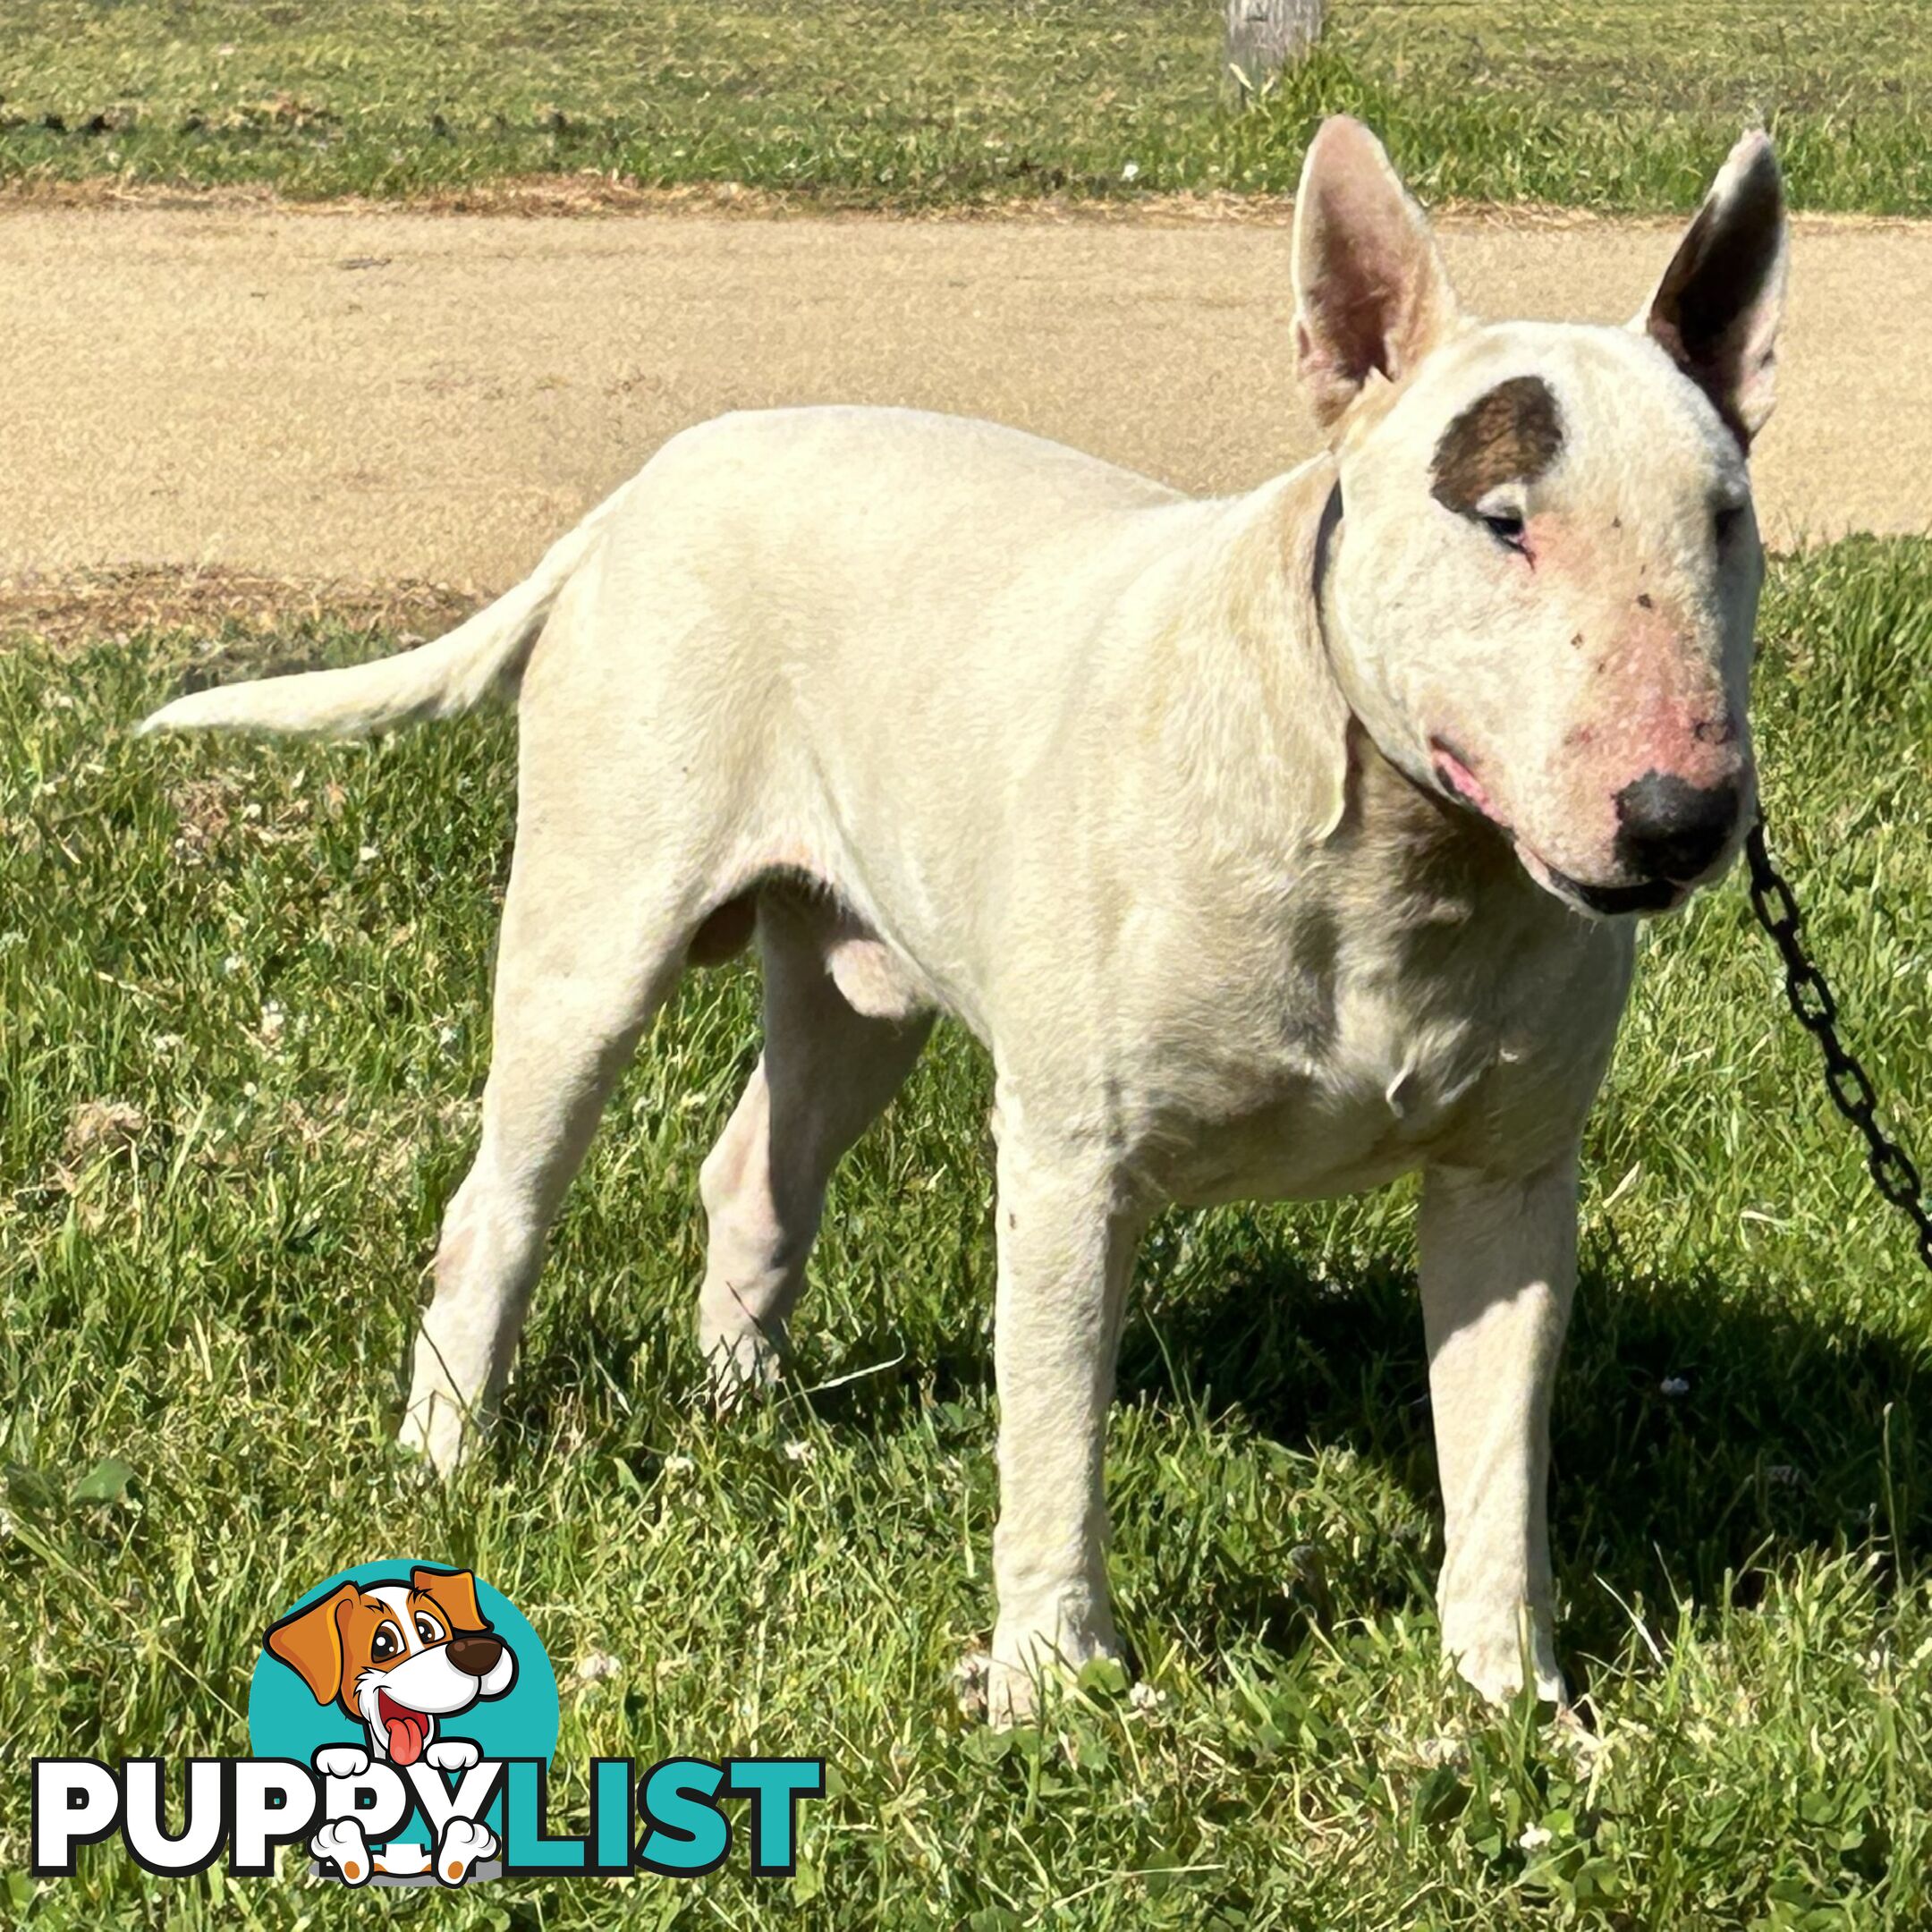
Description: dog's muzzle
1552,770,1748,914
1612,770,1742,889
1430,740,1746,919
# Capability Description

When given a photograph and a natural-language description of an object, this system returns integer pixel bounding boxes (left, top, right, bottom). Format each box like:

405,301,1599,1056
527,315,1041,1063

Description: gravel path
4,205,1927,588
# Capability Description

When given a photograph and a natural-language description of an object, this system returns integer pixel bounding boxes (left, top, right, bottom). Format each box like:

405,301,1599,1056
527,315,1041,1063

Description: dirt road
4,205,1927,589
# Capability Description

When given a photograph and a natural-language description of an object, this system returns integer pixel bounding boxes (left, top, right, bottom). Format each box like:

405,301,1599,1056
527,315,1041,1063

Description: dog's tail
138,483,629,741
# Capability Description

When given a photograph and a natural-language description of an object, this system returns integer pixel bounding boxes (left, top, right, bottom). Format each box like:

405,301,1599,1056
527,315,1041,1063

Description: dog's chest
1129,801,1631,1205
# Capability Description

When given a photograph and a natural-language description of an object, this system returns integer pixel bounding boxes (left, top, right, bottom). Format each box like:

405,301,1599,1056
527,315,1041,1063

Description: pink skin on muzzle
1428,738,1707,916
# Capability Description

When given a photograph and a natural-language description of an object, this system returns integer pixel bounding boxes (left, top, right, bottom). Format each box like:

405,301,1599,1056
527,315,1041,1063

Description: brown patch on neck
1429,376,1564,513
1335,721,1526,928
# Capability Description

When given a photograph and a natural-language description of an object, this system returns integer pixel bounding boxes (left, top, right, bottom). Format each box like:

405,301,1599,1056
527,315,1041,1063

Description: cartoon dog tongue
377,1691,429,1766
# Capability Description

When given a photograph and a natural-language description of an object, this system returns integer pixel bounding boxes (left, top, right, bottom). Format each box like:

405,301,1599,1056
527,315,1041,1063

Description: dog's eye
414,1613,445,1644
1479,509,1527,550
371,1624,399,1660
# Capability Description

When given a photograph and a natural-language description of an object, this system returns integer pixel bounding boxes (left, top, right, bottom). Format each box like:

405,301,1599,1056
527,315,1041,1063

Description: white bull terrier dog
144,118,1787,1723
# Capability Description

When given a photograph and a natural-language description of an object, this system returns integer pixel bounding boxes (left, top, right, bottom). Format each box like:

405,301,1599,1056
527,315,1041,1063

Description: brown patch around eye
1429,376,1564,514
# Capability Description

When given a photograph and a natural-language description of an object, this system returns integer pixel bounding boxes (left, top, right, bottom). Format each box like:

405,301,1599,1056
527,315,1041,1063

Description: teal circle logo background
248,1561,559,1774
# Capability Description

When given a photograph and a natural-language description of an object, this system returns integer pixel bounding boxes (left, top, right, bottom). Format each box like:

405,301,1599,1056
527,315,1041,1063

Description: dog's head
264,1566,517,1766
1294,117,1786,917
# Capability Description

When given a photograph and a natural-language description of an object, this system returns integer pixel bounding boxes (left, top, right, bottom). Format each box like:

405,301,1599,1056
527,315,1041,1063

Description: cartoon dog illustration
264,1566,516,1884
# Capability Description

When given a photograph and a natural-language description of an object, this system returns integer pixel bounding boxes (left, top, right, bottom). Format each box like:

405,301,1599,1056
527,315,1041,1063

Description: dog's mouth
1428,740,1690,919
376,1689,432,1767
1521,852,1687,918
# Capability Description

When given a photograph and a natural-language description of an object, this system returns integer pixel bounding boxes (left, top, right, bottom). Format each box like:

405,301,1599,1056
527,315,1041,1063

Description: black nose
446,1634,504,1679
1613,771,1741,883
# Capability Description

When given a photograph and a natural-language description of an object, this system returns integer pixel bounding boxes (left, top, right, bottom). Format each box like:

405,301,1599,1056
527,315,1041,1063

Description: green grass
0,2,1928,214
4,535,1932,1926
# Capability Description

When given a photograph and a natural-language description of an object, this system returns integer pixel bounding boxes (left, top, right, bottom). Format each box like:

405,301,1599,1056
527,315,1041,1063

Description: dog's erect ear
265,1584,355,1705
1636,130,1787,447
411,1566,487,1632
1292,116,1462,434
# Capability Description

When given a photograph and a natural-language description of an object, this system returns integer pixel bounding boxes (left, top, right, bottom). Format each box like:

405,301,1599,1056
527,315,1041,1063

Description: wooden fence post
1224,0,1324,97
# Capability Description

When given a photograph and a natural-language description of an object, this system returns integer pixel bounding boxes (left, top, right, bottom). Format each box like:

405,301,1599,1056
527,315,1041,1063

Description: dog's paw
1440,1599,1567,1710
309,1818,373,1886
699,1324,785,1412
312,1744,371,1780
396,1389,475,1479
434,1817,496,1887
986,1615,1123,1730
425,1738,480,1773
1445,1639,1568,1710
986,1647,1049,1729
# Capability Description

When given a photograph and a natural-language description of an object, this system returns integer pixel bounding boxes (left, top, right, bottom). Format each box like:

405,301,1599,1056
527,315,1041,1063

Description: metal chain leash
1744,818,1932,1273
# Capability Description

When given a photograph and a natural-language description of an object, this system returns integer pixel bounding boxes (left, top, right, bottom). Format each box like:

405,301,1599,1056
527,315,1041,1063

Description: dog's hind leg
697,888,933,1400
401,830,703,1475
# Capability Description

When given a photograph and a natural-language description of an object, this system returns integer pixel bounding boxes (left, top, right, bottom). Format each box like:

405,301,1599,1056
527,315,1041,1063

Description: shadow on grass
501,1200,1930,1686
1102,1235,1931,1686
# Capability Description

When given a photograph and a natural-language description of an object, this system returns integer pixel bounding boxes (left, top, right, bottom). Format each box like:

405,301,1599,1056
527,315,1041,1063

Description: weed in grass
4,539,1932,1922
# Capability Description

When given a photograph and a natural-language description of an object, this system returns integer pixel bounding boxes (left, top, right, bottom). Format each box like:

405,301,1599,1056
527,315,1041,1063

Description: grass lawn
2,533,1931,1925
0,1,1927,215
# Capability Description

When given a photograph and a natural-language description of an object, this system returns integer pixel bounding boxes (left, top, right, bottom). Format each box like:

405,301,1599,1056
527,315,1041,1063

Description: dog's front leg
987,1115,1141,1726
1419,1152,1580,1706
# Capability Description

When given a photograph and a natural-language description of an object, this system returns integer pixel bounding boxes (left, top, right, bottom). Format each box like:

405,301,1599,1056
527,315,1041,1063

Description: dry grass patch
0,565,482,656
